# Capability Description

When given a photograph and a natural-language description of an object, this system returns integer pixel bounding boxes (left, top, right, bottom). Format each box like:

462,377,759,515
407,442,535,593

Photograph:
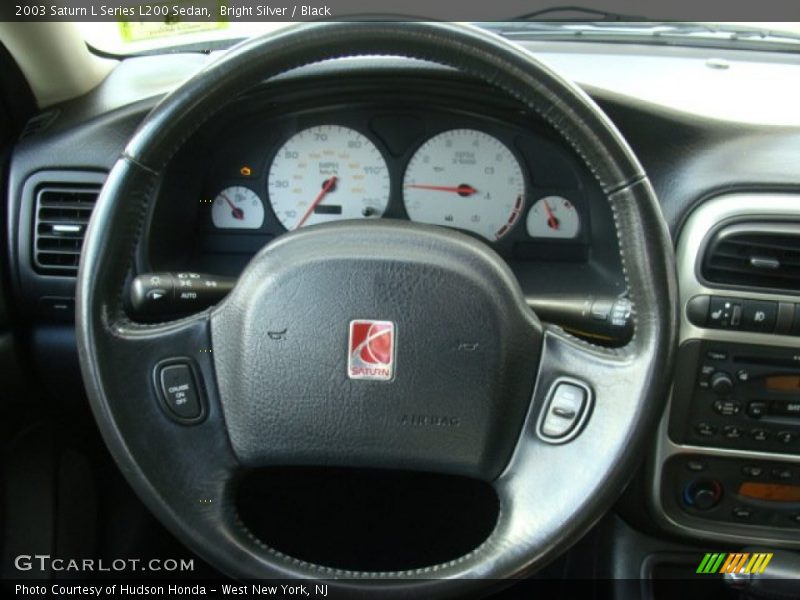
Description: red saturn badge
348,320,395,380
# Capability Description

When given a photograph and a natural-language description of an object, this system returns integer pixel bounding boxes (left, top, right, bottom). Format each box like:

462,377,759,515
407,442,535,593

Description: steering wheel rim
76,21,677,596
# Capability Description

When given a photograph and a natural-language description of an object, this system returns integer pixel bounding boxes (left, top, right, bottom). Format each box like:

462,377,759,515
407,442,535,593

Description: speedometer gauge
402,129,526,240
267,125,390,230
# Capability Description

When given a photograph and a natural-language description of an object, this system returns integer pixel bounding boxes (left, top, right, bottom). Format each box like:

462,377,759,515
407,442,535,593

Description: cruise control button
539,380,591,441
157,362,203,421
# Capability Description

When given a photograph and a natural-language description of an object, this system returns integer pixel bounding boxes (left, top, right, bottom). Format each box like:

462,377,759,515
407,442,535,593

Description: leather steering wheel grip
75,22,677,594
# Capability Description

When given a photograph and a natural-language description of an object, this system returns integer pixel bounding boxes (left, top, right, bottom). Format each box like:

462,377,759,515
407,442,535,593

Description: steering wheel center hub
210,221,542,479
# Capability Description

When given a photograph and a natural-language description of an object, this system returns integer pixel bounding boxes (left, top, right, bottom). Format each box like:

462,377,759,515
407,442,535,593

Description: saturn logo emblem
348,320,395,380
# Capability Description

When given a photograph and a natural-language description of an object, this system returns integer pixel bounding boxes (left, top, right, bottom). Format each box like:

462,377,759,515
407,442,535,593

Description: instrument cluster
150,96,613,279
200,115,590,246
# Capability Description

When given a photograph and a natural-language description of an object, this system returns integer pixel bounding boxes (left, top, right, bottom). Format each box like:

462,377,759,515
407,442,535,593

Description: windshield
77,21,800,56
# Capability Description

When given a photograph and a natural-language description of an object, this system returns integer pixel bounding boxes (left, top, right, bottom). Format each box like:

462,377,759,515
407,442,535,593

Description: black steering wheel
76,21,677,597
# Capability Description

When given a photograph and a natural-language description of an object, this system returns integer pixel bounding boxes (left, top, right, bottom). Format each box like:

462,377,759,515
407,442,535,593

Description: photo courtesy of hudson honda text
16,584,331,597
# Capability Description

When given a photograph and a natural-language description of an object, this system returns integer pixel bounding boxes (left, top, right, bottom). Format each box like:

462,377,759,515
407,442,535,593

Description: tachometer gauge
211,186,264,229
267,125,390,230
402,129,526,240
526,196,580,239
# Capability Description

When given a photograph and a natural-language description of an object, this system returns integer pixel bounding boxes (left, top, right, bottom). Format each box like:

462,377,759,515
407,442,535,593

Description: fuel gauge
526,196,580,239
211,186,264,229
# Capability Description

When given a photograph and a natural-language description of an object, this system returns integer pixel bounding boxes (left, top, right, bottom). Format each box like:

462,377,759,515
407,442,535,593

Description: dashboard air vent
702,222,800,292
33,186,99,275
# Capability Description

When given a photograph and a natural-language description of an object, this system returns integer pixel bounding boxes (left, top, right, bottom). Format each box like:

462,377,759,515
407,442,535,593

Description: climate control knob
710,371,734,396
683,479,722,510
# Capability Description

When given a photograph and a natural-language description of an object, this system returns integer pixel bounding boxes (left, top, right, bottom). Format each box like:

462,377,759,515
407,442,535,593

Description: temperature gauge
211,186,264,229
526,196,580,239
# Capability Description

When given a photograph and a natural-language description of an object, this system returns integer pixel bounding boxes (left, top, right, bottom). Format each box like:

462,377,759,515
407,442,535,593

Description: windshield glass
77,21,800,56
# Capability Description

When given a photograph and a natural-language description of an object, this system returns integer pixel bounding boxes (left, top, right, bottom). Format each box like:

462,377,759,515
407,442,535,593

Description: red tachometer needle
222,193,244,220
295,176,338,229
543,199,560,230
405,183,477,197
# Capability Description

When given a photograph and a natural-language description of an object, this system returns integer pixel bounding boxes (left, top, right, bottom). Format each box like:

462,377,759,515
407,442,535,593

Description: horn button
211,221,542,480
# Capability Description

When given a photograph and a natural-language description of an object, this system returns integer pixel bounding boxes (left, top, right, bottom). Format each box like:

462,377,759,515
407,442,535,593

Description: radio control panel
669,340,800,454
662,454,800,530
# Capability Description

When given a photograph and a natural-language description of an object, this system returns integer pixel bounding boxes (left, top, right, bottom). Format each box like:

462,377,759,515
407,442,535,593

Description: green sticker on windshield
117,1,229,43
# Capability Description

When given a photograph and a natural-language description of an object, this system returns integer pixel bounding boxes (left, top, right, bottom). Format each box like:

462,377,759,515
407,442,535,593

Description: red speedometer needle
543,199,560,230
405,183,477,197
295,176,338,229
222,193,244,220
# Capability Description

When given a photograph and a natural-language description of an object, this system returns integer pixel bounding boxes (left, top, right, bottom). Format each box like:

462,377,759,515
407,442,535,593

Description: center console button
708,297,741,329
723,425,744,439
741,300,777,333
732,506,754,520
714,400,741,416
687,460,707,472
776,431,797,444
751,429,769,442
742,465,764,477
747,402,768,418
695,422,717,437
698,364,715,389
771,468,793,480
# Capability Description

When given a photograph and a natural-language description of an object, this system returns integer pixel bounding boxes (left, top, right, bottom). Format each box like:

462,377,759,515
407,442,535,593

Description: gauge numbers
211,186,264,229
267,125,390,230
402,129,526,240
526,196,580,239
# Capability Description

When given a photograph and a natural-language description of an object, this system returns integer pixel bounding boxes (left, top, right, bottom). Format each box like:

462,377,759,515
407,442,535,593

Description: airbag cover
210,220,541,480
